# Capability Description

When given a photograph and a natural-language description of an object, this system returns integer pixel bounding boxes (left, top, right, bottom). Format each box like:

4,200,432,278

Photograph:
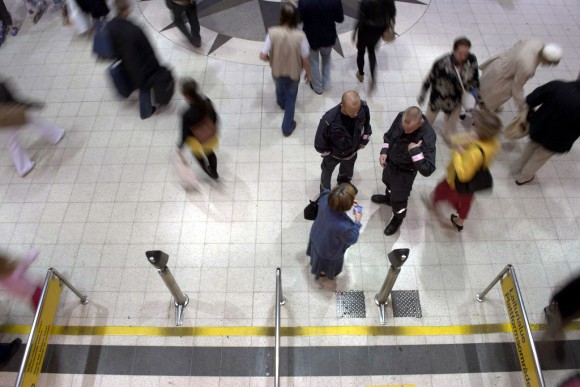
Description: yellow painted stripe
0,322,579,337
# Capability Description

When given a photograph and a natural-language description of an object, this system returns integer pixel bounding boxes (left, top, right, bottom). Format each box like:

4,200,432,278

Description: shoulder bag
454,144,493,194
304,192,322,221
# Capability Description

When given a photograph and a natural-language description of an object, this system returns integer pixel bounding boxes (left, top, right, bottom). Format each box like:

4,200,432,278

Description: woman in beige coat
479,39,562,112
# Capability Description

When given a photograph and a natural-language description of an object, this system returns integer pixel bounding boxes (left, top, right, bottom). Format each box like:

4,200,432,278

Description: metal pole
15,271,52,387
49,268,89,305
158,267,189,326
475,264,512,302
509,267,546,387
374,249,409,325
275,267,286,387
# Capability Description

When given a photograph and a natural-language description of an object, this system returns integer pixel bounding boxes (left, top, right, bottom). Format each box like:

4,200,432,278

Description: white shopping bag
66,0,91,35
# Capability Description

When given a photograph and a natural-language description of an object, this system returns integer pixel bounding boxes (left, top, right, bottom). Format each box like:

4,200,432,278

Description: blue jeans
139,88,154,119
309,47,332,93
274,76,299,135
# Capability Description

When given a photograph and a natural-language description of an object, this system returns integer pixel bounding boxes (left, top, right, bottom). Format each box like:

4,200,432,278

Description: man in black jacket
107,0,161,119
298,0,343,95
371,107,436,235
315,90,371,191
511,74,580,185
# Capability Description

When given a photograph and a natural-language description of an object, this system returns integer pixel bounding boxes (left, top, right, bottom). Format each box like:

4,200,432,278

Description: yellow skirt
186,135,219,158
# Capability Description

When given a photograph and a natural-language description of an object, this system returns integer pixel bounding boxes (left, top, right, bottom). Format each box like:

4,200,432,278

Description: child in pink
0,249,43,311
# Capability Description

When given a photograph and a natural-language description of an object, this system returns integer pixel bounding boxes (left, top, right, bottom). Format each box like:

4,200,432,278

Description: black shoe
515,177,534,186
450,214,463,231
283,121,296,137
190,36,201,48
384,217,403,236
207,166,219,179
310,82,322,95
371,194,391,205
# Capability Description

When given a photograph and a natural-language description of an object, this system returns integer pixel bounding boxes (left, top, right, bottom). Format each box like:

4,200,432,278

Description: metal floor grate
391,290,422,318
336,290,366,318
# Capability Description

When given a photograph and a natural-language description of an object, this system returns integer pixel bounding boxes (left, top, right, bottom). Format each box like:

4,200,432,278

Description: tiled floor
0,0,580,385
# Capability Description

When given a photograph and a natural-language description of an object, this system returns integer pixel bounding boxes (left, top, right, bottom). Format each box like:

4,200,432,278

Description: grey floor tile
191,347,221,376
220,347,253,376
279,347,311,377
101,345,135,375
132,346,164,376
368,346,402,375
309,347,340,377
426,344,461,374
249,347,274,377
161,346,193,376
339,346,370,376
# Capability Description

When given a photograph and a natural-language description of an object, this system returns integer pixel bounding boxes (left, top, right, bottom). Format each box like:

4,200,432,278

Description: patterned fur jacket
419,53,479,114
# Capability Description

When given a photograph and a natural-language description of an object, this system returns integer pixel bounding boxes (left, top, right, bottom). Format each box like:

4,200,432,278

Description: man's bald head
402,106,424,134
340,91,361,118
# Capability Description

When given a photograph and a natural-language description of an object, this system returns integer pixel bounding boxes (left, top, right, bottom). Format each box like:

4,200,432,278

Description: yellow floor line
0,322,578,337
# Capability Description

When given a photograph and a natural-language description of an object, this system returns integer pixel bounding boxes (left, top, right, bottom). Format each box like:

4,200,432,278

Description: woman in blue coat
307,183,363,280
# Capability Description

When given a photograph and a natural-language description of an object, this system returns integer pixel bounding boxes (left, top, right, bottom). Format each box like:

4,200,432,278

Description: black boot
384,216,403,236
371,193,391,205
206,152,218,179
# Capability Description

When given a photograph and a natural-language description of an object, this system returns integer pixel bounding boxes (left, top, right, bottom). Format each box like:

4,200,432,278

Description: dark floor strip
1,340,579,377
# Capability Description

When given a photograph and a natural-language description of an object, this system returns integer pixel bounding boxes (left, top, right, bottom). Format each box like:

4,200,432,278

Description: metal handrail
16,268,88,386
274,267,286,387
475,264,545,387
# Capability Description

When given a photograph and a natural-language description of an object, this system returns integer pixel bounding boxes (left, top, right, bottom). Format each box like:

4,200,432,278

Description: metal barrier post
146,250,189,326
16,268,88,386
475,264,546,387
49,268,89,304
374,248,409,325
475,264,511,302
275,267,286,387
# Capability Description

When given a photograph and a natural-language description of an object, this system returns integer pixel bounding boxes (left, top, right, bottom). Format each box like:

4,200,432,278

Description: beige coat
479,39,544,112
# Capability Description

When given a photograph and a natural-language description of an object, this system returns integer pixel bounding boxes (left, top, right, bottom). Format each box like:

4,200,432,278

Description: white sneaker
55,129,65,144
21,162,35,177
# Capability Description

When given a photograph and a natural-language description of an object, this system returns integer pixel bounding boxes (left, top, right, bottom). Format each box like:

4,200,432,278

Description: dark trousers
382,162,417,220
0,0,12,27
356,26,384,80
552,275,580,322
274,76,299,135
320,154,357,191
139,88,154,119
171,2,200,43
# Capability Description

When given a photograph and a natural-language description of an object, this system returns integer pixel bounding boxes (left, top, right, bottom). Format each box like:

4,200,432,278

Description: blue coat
307,190,361,279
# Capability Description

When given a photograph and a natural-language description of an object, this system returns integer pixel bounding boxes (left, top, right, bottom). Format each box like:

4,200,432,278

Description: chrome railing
274,267,286,387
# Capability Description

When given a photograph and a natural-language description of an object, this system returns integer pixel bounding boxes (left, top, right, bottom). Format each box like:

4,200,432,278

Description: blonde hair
473,110,502,140
0,256,17,279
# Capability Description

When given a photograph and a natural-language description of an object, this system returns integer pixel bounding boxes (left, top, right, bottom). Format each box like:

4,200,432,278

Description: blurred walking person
74,0,109,25
307,183,362,280
0,0,18,47
166,0,200,47
353,0,396,91
107,0,162,119
479,39,562,112
511,74,580,186
0,79,65,177
425,110,501,231
298,0,344,95
0,248,43,311
177,78,219,180
418,37,479,142
260,3,312,136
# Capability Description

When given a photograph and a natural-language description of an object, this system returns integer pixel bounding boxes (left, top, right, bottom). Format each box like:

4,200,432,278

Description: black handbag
304,193,321,221
454,144,493,194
